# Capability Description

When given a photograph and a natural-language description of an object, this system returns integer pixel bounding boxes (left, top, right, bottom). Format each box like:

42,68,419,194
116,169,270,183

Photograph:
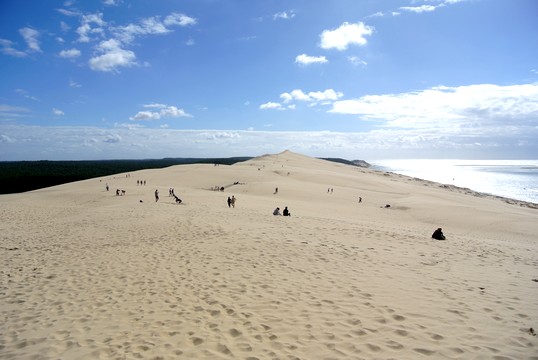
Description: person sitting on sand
283,206,290,216
432,228,446,240
273,207,281,216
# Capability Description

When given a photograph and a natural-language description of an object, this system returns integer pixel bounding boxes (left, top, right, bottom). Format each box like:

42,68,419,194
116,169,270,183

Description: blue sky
1,0,537,161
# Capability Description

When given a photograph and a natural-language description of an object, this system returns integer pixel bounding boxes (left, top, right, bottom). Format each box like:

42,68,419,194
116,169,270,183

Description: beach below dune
1,151,537,359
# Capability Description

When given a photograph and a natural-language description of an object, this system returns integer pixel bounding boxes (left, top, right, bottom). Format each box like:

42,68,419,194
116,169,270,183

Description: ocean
371,159,538,204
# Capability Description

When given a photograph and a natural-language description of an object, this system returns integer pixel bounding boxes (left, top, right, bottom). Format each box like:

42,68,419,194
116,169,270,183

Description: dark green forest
0,157,251,194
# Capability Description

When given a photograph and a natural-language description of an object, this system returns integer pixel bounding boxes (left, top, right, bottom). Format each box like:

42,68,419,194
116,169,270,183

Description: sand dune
1,150,537,359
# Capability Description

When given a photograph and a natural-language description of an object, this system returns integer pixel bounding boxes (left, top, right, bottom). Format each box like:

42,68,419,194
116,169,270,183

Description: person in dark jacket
432,228,446,240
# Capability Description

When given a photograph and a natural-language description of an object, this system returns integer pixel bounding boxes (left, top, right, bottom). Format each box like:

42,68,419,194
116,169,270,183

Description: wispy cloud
400,5,438,13
113,13,197,43
76,13,106,43
52,108,65,116
103,0,122,6
273,10,296,20
295,54,328,65
0,27,41,57
0,104,32,120
347,56,367,66
15,89,39,101
20,27,41,53
69,79,82,88
0,39,28,57
260,102,284,110
319,22,374,51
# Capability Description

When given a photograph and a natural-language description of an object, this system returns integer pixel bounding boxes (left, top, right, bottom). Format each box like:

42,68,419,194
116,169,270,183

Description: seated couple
273,206,291,216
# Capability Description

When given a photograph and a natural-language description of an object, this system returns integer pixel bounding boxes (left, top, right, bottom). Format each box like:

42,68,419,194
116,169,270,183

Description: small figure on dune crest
432,227,446,240
273,207,281,216
283,206,291,216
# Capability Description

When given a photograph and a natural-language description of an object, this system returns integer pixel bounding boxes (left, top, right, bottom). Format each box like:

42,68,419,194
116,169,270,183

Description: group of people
227,196,236,208
273,206,291,216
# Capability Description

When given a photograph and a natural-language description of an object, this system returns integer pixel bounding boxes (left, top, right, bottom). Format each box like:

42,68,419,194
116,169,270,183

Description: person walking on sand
231,195,236,208
227,196,232,208
155,189,159,202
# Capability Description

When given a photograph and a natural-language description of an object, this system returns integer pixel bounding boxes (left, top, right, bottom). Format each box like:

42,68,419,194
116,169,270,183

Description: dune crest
1,151,536,359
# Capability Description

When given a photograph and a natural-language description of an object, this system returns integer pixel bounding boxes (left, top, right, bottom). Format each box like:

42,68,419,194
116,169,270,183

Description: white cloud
52,108,65,116
319,22,374,51
280,89,343,104
76,13,105,43
60,21,71,32
130,111,161,121
103,0,122,6
0,28,41,57
104,134,122,143
330,84,538,134
115,13,196,43
20,27,41,52
15,89,39,101
69,78,81,88
88,39,136,72
366,12,385,18
164,13,197,27
160,106,191,118
57,8,80,17
59,48,81,58
0,134,15,143
347,56,367,66
400,5,438,13
0,39,27,57
0,104,31,120
295,54,328,65
273,11,296,20
130,104,192,120
259,102,284,110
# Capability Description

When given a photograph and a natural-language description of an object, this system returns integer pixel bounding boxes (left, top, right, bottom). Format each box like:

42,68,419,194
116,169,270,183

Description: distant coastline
372,159,538,207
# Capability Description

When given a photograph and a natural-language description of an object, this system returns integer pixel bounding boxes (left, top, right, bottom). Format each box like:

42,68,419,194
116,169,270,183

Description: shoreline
374,169,538,209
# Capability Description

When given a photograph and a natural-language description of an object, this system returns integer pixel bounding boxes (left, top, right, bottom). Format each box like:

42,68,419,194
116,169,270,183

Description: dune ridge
1,150,537,359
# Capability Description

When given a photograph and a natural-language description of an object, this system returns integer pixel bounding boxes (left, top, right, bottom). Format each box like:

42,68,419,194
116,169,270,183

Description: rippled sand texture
1,151,537,359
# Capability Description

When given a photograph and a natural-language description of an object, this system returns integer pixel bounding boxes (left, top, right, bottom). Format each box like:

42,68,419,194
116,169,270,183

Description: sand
1,150,537,359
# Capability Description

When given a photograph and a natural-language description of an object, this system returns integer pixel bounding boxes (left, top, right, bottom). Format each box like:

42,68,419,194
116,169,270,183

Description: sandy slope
1,151,537,359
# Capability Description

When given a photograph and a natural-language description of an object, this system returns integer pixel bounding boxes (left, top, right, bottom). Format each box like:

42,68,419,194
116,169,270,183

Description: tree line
0,157,251,194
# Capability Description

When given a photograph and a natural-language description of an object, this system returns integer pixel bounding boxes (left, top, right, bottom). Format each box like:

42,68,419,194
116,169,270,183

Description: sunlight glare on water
371,159,538,204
